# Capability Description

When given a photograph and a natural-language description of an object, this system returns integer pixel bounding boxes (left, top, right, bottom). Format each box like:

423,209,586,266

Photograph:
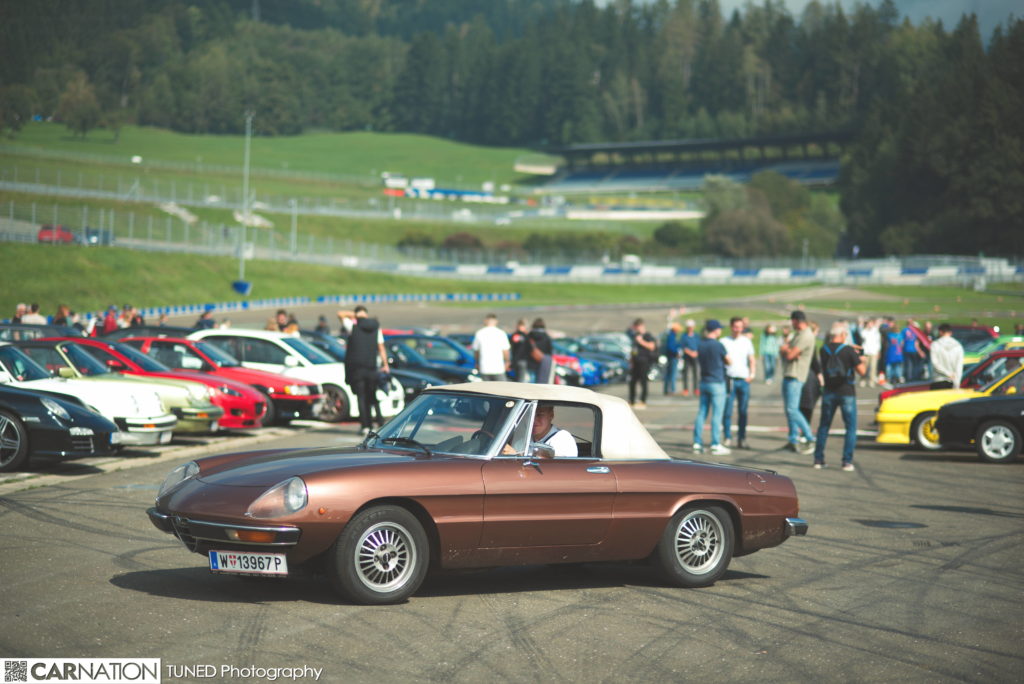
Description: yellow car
876,363,1024,450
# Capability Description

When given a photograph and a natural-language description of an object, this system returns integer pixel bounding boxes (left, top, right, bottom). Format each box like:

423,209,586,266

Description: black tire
318,384,349,423
260,393,277,425
0,410,30,472
975,420,1022,463
655,505,734,588
912,411,942,450
329,505,429,605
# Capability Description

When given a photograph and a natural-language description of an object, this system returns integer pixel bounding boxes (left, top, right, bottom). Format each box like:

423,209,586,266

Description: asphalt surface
2,364,1022,683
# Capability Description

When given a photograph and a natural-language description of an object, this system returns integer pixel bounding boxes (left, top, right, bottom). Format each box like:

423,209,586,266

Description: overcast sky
714,0,1018,39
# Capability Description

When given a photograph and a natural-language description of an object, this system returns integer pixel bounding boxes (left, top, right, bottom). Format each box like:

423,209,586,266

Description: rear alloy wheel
318,384,349,423
655,505,734,588
912,411,942,450
976,420,1022,463
329,505,429,605
0,410,30,472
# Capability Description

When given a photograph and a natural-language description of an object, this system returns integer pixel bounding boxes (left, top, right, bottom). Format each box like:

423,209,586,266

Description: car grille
171,516,199,552
69,436,96,453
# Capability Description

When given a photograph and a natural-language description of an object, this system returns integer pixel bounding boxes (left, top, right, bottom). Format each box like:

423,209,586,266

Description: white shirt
861,325,881,355
721,334,755,379
20,313,47,325
539,426,578,457
472,325,510,375
930,335,964,385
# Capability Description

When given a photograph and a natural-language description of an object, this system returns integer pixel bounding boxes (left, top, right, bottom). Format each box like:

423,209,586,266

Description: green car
17,340,223,433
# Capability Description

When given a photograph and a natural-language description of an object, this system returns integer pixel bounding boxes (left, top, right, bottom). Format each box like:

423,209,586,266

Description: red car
37,224,77,243
879,349,1024,402
121,337,323,424
43,337,268,430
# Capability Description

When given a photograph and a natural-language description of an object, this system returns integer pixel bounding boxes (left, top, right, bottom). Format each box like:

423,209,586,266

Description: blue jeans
693,380,726,447
723,378,750,441
783,376,815,444
763,354,777,382
885,360,903,384
663,356,679,394
814,391,857,464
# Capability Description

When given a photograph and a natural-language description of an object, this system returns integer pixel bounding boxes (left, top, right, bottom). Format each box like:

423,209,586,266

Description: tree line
1,0,1021,256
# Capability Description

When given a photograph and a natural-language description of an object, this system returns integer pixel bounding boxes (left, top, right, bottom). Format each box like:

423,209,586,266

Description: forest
0,0,1021,257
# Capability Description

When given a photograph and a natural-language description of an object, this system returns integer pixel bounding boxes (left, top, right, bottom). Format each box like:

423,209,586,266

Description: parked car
963,335,1021,365
0,323,86,341
147,382,807,605
37,224,76,244
101,324,195,341
49,337,267,430
0,342,175,447
297,330,443,402
935,396,1024,463
189,329,404,423
0,383,121,471
121,336,322,425
82,226,115,246
385,339,481,384
16,339,222,434
552,340,606,386
878,349,1024,402
385,334,476,372
876,362,1024,450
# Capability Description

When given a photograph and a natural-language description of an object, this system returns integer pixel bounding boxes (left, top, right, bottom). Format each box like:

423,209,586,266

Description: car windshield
194,341,240,367
0,345,52,382
63,344,113,376
963,337,995,354
281,337,337,365
389,342,429,365
304,333,345,361
979,361,1023,393
371,392,521,458
112,342,170,372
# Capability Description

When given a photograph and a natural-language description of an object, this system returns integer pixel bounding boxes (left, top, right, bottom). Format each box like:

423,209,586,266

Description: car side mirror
527,442,555,460
58,367,76,379
284,356,300,367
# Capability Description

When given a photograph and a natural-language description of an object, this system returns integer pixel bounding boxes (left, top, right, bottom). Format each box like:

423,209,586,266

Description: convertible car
935,396,1024,463
147,382,807,605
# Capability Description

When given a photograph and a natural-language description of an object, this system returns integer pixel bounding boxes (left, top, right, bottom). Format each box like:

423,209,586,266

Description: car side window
242,339,290,365
993,369,1024,395
85,346,121,369
21,347,66,375
202,336,239,360
546,403,600,458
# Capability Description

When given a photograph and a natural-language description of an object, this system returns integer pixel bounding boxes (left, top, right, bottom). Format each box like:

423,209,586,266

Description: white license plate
159,431,172,444
209,550,288,575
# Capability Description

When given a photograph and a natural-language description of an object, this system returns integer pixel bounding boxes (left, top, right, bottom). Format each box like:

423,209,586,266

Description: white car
0,343,176,446
189,329,405,423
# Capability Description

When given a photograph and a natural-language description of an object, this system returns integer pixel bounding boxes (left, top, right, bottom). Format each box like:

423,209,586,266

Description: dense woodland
0,0,1021,257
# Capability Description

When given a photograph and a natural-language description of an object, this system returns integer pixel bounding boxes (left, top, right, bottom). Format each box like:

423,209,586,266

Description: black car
0,384,121,471
935,395,1024,463
385,340,482,384
298,330,448,401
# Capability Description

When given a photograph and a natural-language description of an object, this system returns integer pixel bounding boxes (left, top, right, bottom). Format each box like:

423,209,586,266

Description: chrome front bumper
785,517,809,537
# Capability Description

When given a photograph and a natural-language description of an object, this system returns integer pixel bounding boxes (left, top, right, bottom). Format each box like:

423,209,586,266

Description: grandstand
540,131,851,194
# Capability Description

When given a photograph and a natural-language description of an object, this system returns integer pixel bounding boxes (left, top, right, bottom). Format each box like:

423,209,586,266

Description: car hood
18,377,167,418
196,447,438,488
880,388,981,412
115,374,214,407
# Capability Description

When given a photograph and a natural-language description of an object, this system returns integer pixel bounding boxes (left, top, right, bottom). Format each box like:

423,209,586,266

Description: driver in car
502,404,576,458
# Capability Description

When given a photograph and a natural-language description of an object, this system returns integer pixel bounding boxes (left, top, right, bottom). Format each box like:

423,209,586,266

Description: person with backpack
812,321,867,471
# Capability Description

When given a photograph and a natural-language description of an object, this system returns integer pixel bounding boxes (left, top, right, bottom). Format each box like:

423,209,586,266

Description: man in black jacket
341,305,391,435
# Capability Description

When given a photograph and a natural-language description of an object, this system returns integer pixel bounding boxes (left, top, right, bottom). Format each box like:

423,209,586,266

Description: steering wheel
471,429,494,441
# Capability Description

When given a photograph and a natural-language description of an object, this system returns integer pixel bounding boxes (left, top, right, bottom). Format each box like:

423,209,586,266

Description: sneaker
841,463,856,472
813,462,825,469
709,444,732,456
799,441,816,455
360,427,371,436
723,437,734,447
692,444,704,454
634,402,647,410
737,439,750,450
785,442,800,452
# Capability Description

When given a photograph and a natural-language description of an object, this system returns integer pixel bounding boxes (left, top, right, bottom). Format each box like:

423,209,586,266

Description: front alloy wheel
330,505,429,604
912,411,942,450
318,384,348,423
0,410,30,472
976,420,1021,463
656,505,734,588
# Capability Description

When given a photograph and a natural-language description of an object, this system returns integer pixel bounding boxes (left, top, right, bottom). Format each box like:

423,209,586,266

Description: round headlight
40,397,71,421
245,477,308,519
157,460,200,499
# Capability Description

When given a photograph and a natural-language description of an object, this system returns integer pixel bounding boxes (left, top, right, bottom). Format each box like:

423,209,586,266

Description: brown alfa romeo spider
148,382,807,604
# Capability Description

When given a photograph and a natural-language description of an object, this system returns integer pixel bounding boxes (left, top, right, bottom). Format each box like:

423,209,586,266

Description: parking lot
2,360,1021,682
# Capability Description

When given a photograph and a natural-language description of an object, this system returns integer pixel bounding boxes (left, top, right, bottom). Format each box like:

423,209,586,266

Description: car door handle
586,466,610,474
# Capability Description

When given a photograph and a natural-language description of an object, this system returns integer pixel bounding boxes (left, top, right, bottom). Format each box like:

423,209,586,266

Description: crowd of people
9,301,164,335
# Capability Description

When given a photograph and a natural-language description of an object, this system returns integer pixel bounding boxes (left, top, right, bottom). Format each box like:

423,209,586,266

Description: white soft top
430,381,669,461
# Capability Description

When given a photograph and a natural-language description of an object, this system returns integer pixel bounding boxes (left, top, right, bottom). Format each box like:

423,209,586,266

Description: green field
1,245,1020,336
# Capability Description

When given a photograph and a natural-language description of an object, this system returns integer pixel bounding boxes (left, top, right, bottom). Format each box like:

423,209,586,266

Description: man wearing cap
692,319,732,456
779,310,816,453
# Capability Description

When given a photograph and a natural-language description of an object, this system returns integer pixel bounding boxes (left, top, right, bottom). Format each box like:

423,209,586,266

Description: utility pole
239,112,253,281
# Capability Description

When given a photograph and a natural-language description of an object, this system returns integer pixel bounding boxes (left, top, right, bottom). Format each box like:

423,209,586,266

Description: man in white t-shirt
721,316,756,449
531,404,577,457
471,313,511,381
